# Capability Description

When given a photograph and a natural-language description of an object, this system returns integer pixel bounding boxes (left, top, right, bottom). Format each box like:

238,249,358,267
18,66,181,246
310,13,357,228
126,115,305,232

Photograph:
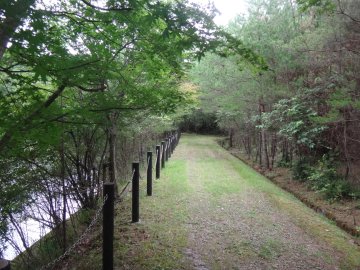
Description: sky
193,0,249,25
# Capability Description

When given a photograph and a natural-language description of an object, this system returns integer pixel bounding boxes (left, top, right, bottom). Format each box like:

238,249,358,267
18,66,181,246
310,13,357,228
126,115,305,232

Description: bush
276,158,292,168
179,109,221,134
317,180,352,201
291,157,312,181
308,155,352,201
350,189,360,200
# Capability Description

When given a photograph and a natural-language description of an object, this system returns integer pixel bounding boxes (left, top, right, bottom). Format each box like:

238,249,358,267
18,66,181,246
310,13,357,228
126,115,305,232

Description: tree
0,0,267,260
189,0,360,197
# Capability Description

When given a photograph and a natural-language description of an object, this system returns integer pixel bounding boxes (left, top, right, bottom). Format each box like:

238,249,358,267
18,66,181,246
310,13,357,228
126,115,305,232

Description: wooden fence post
165,139,169,162
161,141,165,169
103,183,114,270
132,162,140,223
147,151,152,196
169,136,172,156
170,137,173,158
166,138,171,160
156,145,160,179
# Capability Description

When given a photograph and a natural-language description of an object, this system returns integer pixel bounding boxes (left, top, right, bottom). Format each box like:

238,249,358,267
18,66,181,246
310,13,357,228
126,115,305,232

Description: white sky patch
192,0,249,25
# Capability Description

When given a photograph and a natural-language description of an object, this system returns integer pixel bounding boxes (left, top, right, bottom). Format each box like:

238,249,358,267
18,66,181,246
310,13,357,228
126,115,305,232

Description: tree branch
89,106,147,112
80,0,132,12
337,0,360,23
77,84,107,92
0,84,67,153
49,59,101,72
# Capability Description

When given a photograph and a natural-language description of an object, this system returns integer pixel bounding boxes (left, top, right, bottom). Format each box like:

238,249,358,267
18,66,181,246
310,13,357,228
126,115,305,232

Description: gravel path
176,135,359,270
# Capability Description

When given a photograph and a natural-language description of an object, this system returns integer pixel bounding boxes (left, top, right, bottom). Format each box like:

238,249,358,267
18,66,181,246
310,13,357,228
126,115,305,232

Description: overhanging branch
80,0,132,12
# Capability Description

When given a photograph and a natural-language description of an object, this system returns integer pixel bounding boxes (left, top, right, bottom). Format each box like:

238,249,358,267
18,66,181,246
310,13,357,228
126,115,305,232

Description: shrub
291,157,312,181
308,155,352,201
276,158,292,168
348,188,360,201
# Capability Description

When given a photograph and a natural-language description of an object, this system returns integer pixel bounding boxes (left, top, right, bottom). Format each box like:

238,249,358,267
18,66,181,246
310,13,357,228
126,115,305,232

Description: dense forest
0,0,359,268
189,0,360,201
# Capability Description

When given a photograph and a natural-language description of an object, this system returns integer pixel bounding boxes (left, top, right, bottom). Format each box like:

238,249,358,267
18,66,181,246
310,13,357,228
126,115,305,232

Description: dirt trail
71,134,360,270
178,135,359,270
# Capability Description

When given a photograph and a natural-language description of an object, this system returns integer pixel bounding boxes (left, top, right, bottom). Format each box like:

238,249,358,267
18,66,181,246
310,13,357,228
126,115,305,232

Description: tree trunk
108,127,118,195
229,128,234,148
263,130,270,169
270,132,277,169
258,98,266,168
61,132,67,252
343,108,351,180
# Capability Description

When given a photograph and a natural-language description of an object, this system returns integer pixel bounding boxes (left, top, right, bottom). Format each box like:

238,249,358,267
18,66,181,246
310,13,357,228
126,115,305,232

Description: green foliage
296,0,336,12
179,109,220,134
276,159,292,168
190,0,360,189
262,94,326,149
189,52,261,134
2,0,259,258
307,155,355,201
324,87,359,119
77,208,94,225
291,156,313,181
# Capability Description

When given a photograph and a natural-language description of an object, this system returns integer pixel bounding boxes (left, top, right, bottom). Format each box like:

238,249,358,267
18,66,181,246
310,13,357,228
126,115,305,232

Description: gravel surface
178,135,359,270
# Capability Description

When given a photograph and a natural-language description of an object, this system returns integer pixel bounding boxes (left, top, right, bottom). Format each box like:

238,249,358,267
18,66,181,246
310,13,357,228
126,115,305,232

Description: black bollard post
156,145,160,179
168,138,172,158
147,151,152,196
165,139,169,162
103,183,114,270
132,162,140,223
161,141,165,169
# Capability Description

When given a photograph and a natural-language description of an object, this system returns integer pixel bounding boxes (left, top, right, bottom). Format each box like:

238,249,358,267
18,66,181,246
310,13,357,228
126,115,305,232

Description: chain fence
118,169,135,201
37,133,179,270
152,149,159,173
40,194,108,270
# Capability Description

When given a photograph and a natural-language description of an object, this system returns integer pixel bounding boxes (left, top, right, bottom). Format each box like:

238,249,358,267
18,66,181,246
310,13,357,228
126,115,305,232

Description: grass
218,145,360,268
258,239,284,260
67,134,360,269
200,159,243,196
224,241,256,258
184,134,360,269
112,158,192,270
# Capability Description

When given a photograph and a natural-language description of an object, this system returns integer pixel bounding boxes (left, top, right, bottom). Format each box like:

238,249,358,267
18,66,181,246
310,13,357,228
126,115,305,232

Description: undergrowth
292,155,360,201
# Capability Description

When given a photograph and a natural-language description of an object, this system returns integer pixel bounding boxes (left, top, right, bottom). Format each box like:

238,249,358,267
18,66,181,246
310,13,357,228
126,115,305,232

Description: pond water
3,196,80,260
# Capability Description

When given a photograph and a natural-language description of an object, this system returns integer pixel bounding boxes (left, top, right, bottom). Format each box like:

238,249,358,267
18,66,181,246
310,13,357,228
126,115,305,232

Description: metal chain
145,156,151,176
131,168,135,181
41,195,108,270
119,181,131,200
119,169,135,200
